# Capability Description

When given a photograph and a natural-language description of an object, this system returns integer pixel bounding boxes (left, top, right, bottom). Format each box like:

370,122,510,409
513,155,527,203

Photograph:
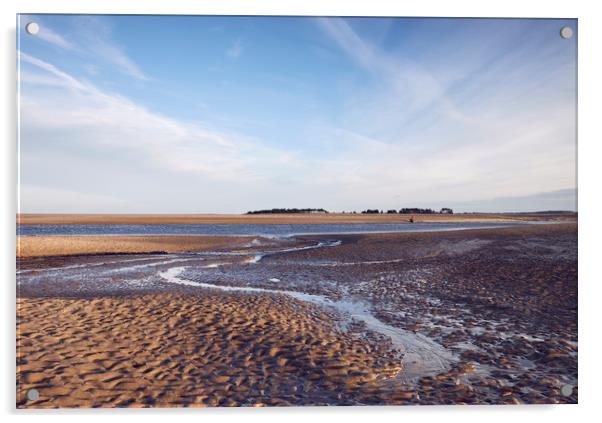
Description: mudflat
17,223,577,407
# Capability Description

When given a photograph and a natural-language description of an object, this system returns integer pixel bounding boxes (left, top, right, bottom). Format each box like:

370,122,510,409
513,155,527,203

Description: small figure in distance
409,215,414,223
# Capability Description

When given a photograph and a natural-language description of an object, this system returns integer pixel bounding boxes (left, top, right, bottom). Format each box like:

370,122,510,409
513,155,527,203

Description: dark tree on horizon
246,208,329,215
399,208,436,214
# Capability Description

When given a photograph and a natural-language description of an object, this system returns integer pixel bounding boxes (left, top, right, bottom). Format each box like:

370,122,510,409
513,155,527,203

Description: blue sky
17,15,577,213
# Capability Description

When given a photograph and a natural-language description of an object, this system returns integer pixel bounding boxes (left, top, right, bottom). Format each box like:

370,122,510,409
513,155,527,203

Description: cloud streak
19,53,296,183
75,16,150,81
34,24,76,50
315,18,463,126
23,16,149,81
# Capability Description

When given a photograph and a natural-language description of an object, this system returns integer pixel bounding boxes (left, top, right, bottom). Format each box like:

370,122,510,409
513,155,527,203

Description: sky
17,15,577,213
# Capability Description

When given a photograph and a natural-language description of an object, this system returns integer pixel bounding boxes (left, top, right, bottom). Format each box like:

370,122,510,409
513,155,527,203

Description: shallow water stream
158,264,455,382
18,237,456,383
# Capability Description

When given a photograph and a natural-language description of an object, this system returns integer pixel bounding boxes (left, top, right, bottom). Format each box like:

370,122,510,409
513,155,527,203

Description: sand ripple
17,293,405,408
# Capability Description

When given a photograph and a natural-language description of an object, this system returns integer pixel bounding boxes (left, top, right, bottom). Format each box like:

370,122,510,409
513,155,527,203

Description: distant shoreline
16,212,577,226
16,222,577,258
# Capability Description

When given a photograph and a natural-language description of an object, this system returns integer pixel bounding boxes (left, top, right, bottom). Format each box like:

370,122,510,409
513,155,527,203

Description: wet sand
17,235,261,258
17,212,576,225
16,223,577,407
17,293,403,408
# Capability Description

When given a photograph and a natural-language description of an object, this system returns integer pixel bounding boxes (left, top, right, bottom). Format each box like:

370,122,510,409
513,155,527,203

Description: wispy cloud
19,53,292,184
315,18,454,121
19,52,85,90
24,16,149,81
96,41,149,80
315,18,376,70
74,16,150,81
312,18,575,201
35,24,76,50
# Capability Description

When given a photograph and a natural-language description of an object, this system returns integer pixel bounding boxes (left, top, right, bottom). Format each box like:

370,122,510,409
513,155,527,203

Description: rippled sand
17,293,405,408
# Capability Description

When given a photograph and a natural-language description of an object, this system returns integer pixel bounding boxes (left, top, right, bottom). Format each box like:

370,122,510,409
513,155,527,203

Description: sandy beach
17,293,405,407
16,223,577,407
17,235,261,258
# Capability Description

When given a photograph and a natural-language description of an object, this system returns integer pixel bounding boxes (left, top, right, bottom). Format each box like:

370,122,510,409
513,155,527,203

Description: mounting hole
25,22,39,35
560,384,573,397
560,26,573,39
26,388,39,401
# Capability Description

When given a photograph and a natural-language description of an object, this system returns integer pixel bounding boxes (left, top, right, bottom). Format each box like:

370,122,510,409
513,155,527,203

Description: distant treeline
361,208,453,214
246,208,329,214
245,207,454,215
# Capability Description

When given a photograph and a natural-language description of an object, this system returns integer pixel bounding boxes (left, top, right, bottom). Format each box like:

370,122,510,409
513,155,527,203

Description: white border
2,1,600,422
